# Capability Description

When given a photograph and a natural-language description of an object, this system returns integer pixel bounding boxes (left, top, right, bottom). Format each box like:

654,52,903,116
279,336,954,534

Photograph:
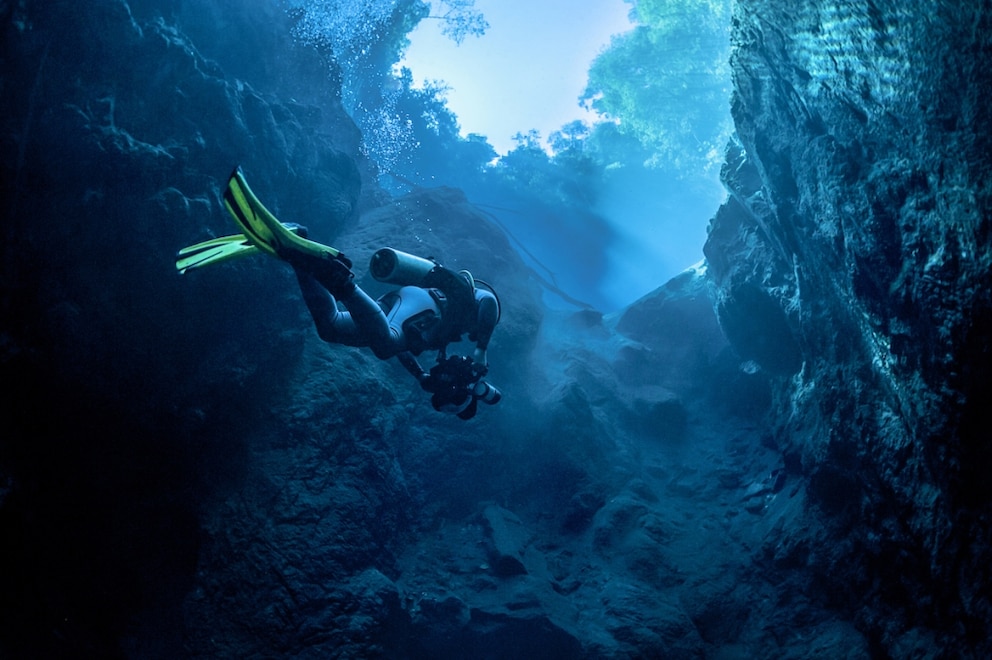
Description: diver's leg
293,268,364,346
303,267,405,357
338,286,399,358
286,246,403,356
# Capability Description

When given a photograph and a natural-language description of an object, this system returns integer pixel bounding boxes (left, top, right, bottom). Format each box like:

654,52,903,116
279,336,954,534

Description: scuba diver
285,236,502,420
176,168,501,420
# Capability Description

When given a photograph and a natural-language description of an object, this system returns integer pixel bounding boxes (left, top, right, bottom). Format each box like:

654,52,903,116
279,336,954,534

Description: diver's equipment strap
422,265,477,346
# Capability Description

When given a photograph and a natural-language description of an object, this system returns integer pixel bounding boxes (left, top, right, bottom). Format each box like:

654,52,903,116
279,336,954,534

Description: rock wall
705,1,992,653
1,2,371,655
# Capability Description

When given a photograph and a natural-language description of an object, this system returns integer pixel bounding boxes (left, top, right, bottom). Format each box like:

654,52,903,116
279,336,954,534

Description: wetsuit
293,268,499,368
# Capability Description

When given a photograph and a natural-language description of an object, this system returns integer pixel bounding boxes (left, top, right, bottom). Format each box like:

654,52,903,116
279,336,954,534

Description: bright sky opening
400,0,634,155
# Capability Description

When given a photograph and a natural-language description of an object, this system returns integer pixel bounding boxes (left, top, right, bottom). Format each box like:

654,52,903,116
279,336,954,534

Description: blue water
0,1,752,657
285,0,734,310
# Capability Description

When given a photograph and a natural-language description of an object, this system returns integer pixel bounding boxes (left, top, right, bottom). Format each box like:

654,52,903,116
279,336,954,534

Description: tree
425,0,489,45
581,0,733,176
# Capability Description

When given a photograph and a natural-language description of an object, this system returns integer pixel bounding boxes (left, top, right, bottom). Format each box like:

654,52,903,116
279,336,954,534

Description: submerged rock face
0,2,370,656
706,0,992,652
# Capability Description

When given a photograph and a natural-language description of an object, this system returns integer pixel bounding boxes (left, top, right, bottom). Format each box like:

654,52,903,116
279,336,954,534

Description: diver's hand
470,361,488,380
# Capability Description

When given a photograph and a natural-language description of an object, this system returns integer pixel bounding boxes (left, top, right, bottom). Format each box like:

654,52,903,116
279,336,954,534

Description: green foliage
582,0,733,176
483,127,604,212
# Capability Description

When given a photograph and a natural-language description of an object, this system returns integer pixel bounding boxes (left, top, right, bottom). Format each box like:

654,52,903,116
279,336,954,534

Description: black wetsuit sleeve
396,351,428,381
474,294,499,350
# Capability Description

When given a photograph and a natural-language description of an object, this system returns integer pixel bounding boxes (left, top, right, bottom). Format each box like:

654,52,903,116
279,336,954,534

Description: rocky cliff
706,0,992,653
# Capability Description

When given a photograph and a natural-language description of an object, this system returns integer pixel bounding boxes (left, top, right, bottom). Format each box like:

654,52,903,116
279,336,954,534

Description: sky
399,0,634,155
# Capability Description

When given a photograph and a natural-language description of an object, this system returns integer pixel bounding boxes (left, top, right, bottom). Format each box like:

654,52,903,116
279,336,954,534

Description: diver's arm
472,292,499,366
396,351,428,382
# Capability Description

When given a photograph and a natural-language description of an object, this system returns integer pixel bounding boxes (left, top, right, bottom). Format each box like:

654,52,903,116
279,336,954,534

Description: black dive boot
276,225,355,297
311,255,355,297
284,249,355,296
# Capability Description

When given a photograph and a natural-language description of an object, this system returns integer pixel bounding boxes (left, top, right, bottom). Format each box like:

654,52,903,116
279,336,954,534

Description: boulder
481,504,531,577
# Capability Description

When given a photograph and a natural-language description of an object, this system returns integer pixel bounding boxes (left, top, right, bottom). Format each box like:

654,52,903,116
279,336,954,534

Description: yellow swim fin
223,168,343,261
176,233,259,274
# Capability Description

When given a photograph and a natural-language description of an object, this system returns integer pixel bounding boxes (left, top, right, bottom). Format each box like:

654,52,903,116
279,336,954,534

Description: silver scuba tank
369,247,437,285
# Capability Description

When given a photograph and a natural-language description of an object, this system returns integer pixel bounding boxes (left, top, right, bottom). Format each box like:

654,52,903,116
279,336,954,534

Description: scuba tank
371,246,498,351
369,248,436,286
